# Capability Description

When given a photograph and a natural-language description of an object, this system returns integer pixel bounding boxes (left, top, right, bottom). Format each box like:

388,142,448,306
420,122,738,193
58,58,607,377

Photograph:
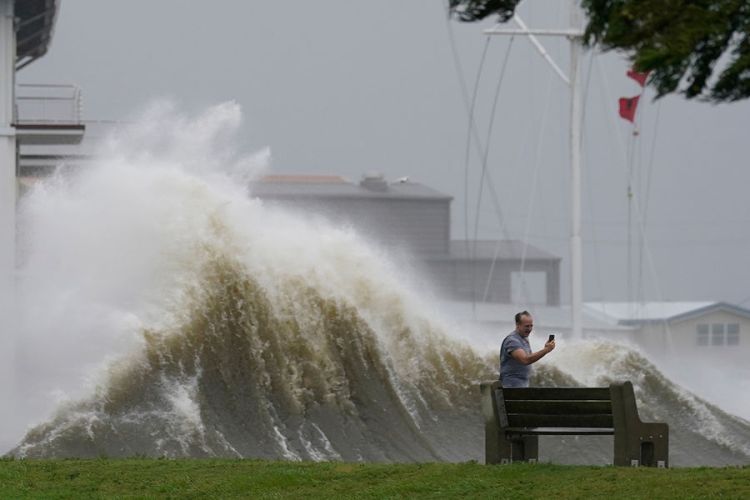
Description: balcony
14,83,85,145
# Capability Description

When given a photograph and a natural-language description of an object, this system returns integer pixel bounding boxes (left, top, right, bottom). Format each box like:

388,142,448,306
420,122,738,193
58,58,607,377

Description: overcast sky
19,0,750,306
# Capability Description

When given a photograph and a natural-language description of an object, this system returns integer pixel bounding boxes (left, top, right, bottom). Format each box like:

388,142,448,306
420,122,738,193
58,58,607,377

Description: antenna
483,3,585,339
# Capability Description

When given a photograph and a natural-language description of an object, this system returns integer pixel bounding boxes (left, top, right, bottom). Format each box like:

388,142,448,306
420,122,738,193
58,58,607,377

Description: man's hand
511,339,555,366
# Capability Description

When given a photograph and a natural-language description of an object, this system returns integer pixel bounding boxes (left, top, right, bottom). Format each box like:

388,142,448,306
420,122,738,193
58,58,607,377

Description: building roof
260,174,348,184
447,240,560,261
249,174,452,201
584,301,750,325
14,0,59,69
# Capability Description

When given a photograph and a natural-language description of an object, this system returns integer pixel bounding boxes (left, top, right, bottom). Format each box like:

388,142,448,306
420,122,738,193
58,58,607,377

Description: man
499,310,555,388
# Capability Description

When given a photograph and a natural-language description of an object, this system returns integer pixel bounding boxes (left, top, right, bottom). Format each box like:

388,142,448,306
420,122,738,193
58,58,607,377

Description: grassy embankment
1,459,748,499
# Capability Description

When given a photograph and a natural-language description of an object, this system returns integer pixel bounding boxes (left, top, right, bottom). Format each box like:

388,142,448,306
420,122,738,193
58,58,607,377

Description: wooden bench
480,380,668,467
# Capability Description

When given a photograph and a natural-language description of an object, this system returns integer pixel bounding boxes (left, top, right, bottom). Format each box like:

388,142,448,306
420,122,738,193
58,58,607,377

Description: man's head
514,310,533,337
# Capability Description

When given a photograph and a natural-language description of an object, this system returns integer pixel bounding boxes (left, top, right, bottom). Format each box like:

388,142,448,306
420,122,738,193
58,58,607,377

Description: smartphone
548,334,555,342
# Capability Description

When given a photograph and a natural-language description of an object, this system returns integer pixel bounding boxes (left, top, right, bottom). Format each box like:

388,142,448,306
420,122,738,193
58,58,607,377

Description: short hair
515,310,531,324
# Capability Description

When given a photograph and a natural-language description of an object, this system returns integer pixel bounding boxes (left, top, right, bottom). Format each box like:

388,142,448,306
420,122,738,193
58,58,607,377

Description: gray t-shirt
499,331,532,388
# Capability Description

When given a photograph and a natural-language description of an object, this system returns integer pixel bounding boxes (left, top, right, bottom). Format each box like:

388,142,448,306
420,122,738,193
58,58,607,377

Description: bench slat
505,426,615,436
502,387,611,401
504,400,612,416
507,413,614,428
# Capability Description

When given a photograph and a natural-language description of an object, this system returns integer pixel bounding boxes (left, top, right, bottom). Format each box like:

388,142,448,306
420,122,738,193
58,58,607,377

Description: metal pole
0,0,17,449
569,2,583,339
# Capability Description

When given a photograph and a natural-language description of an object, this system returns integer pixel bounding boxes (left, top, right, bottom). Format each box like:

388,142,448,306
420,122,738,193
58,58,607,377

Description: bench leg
490,434,538,464
647,423,669,468
485,423,512,464
511,435,538,462
614,423,668,467
486,426,542,464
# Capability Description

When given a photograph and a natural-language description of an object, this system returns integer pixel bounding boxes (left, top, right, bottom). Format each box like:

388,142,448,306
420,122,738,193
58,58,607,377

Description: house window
711,324,725,346
697,324,709,346
697,322,741,347
727,323,740,346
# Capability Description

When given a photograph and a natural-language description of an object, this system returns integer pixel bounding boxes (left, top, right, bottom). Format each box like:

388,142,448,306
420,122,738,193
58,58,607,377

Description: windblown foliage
449,0,750,102
447,0,522,23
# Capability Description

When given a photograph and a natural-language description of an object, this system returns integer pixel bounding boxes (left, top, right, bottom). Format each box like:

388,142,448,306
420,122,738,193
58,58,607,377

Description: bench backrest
495,385,614,428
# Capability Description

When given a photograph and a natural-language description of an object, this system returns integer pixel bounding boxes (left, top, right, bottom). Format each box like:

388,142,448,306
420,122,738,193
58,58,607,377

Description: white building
585,301,750,363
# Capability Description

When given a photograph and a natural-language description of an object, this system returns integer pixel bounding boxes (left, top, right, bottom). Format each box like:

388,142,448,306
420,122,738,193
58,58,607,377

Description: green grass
1,458,748,499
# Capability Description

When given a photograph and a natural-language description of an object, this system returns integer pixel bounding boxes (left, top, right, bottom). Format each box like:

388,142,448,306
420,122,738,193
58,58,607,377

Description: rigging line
581,51,606,302
594,59,629,170
479,167,527,302
462,35,491,253
472,140,522,304
629,186,675,353
626,82,648,308
484,8,569,305
472,36,514,248
444,7,517,306
445,14,529,310
596,64,674,348
626,121,638,306
638,99,662,304
642,101,661,224
513,0,565,306
444,5,491,314
471,36,516,302
593,57,635,306
634,85,648,306
481,97,540,304
465,36,492,311
593,58,670,337
515,52,557,305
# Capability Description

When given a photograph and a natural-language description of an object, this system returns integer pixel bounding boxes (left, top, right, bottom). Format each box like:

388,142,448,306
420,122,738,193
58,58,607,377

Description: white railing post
0,0,17,450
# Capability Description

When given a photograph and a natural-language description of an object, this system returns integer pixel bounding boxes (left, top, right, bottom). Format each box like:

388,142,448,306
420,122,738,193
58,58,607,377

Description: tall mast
569,3,583,339
484,2,585,338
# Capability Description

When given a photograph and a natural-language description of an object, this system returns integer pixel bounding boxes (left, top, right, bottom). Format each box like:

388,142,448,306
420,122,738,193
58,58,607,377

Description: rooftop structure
252,173,451,201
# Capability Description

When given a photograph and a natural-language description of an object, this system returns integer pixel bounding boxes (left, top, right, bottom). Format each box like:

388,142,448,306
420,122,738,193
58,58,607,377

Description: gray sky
19,0,750,306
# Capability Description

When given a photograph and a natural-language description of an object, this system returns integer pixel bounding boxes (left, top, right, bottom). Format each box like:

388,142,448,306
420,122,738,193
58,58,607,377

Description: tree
448,0,750,102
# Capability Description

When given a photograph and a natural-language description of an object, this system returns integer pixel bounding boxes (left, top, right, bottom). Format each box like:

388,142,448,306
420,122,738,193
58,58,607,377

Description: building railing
15,83,83,125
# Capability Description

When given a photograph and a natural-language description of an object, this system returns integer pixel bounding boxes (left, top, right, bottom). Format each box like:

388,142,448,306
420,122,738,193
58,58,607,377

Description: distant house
585,301,750,361
251,173,561,305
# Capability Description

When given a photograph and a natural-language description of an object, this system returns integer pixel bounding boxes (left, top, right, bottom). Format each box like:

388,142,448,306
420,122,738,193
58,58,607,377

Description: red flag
618,95,640,122
627,68,649,87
